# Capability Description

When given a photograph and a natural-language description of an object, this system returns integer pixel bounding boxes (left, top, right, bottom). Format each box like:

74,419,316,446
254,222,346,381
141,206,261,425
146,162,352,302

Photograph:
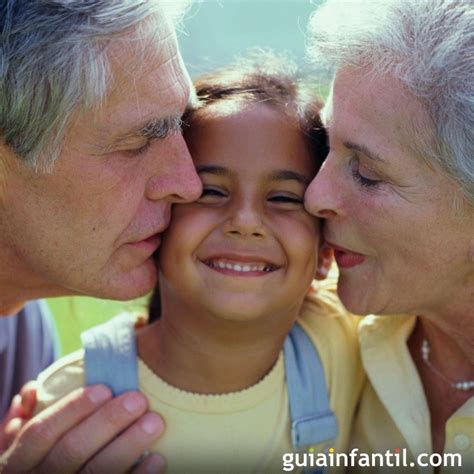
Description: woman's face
305,68,474,316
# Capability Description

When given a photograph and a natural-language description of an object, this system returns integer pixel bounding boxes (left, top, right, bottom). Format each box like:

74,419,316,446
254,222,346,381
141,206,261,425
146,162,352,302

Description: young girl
36,54,362,473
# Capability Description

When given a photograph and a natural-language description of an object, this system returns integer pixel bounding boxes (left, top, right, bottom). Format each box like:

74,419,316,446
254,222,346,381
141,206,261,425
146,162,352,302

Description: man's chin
88,262,158,301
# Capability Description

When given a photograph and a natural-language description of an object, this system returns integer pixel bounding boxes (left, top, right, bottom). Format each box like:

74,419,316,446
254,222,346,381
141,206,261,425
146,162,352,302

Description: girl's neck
136,305,296,395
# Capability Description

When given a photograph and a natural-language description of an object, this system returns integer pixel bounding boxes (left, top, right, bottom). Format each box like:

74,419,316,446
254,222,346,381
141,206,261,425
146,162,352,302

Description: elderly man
0,1,201,472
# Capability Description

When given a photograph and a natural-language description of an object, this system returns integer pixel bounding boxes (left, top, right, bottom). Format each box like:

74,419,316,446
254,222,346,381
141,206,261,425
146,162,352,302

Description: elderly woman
306,0,473,471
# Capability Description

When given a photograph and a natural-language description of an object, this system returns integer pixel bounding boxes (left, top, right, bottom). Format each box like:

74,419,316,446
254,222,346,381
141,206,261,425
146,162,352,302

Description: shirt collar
359,314,432,457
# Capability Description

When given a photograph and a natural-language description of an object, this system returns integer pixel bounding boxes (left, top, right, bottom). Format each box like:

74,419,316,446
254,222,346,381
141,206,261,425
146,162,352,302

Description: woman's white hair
308,0,474,204
0,0,192,170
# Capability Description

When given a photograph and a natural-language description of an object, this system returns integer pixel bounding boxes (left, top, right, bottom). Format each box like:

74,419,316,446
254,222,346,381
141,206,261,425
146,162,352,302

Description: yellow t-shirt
37,283,363,473
351,314,473,474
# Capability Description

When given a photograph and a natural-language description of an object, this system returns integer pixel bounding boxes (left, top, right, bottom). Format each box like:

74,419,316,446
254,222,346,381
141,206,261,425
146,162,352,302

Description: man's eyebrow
109,115,183,147
140,116,183,138
268,169,310,185
343,141,386,163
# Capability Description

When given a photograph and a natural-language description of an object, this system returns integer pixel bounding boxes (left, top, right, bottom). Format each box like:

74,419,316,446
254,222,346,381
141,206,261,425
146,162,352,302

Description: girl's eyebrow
196,165,309,185
268,170,310,185
196,165,232,177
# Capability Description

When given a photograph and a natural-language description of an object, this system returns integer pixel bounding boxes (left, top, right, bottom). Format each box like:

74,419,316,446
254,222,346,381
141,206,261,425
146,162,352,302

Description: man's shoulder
1,300,41,324
18,300,49,317
0,300,55,338
0,299,59,370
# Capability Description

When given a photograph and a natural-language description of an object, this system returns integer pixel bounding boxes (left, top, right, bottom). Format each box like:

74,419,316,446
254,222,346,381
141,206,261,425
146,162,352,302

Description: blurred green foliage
46,296,149,355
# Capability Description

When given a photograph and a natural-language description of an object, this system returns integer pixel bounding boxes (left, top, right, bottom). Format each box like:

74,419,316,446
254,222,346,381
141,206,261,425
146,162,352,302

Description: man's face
0,20,202,301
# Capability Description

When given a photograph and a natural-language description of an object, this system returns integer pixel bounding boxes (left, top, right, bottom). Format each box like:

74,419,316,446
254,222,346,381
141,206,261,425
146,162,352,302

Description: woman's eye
349,157,381,188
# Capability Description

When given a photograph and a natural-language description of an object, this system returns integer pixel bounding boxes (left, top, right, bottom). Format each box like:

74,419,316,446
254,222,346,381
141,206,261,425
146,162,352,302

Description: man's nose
304,156,342,219
146,134,202,204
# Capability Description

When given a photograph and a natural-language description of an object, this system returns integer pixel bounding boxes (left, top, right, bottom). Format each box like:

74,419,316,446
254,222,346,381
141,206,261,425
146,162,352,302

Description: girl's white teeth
208,260,274,272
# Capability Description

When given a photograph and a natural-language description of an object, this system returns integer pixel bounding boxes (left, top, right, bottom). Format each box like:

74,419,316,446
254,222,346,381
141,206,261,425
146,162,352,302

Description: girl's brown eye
200,187,226,198
268,194,303,204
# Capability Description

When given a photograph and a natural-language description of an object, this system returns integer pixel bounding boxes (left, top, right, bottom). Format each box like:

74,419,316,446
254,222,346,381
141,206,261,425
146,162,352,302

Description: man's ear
316,245,333,280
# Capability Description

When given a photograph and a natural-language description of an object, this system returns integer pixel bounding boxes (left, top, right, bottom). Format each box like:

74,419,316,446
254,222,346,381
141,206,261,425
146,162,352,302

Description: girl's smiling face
157,102,321,323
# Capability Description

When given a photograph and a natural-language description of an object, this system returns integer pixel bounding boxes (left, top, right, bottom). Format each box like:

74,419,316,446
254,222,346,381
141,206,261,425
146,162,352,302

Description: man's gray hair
0,0,191,169
307,0,474,204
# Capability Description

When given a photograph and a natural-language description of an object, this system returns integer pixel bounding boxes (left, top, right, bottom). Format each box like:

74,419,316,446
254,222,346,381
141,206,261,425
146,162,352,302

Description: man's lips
201,255,280,277
127,233,162,254
325,241,366,269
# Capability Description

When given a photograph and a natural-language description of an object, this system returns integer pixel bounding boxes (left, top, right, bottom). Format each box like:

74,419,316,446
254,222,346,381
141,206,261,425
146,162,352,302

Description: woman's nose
304,157,342,219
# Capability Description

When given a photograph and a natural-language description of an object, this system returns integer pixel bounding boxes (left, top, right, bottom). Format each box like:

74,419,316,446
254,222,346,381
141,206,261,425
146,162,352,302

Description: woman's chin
337,277,380,316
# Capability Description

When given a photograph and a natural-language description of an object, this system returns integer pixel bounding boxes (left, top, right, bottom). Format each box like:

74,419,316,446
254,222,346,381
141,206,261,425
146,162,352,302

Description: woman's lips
326,242,366,269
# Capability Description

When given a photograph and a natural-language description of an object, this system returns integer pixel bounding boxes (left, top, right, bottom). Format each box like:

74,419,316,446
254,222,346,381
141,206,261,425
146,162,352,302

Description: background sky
178,1,325,78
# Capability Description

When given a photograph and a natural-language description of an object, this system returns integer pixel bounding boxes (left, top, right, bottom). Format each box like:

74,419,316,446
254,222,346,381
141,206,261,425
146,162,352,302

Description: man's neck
0,299,26,316
0,246,70,315
136,305,296,395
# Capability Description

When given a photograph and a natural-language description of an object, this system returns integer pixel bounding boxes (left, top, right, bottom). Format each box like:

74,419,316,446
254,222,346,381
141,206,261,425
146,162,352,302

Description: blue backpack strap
81,313,139,396
283,321,338,450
